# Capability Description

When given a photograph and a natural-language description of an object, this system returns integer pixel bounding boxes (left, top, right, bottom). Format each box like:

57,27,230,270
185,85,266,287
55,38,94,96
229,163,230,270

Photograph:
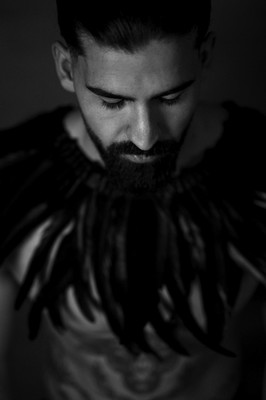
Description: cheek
78,96,120,147
73,74,118,147
166,101,197,140
176,86,201,129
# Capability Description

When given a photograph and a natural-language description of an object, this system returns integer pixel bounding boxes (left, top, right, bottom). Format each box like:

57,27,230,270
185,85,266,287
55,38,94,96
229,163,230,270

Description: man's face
62,34,207,193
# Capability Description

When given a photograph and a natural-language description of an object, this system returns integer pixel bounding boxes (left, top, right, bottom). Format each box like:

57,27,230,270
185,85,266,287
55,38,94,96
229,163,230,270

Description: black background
0,1,266,399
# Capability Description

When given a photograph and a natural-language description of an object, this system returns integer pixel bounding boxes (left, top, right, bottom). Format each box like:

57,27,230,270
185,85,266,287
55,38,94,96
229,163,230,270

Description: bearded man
0,1,266,399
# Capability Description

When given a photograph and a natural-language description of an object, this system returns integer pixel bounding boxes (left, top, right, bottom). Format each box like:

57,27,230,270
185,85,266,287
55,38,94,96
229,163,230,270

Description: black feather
150,307,189,356
15,210,73,310
91,190,124,342
27,228,80,338
124,197,159,337
165,272,235,357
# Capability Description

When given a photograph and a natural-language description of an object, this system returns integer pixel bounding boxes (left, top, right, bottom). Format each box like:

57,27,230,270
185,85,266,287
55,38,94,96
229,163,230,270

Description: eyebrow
86,79,195,101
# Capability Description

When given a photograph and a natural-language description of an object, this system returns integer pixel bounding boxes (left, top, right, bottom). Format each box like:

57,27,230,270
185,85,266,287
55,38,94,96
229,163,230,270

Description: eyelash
101,100,125,110
101,93,182,110
160,94,182,106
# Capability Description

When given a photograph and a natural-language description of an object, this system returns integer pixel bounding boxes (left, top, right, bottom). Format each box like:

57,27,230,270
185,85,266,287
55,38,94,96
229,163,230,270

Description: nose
129,104,159,151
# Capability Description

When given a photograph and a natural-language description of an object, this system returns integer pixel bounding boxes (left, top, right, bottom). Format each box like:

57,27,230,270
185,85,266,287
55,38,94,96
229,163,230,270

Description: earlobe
199,32,216,68
52,41,75,93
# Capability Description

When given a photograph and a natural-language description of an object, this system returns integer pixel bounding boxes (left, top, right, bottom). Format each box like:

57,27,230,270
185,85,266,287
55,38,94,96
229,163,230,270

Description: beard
81,116,190,195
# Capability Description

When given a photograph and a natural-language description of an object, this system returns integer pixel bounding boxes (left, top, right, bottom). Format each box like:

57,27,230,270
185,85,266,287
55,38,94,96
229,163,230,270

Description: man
1,1,266,399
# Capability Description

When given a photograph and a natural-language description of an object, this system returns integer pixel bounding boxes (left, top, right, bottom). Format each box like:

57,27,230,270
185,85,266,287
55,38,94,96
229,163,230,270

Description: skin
52,31,215,169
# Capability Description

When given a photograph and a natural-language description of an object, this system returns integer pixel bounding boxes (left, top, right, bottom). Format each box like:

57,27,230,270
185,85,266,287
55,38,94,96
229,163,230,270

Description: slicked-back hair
56,1,212,54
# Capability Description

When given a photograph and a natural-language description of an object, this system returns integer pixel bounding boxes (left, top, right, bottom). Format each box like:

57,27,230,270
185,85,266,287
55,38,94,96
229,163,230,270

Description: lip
121,154,160,163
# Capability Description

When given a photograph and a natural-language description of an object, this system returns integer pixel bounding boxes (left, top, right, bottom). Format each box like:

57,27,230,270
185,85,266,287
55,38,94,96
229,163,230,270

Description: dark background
0,0,266,131
0,1,266,399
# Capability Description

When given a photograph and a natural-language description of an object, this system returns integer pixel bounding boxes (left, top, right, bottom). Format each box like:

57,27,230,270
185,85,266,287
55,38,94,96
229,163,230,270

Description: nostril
130,134,158,152
128,104,160,151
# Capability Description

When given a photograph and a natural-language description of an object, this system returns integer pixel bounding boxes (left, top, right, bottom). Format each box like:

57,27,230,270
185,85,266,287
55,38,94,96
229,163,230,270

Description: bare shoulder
2,221,50,297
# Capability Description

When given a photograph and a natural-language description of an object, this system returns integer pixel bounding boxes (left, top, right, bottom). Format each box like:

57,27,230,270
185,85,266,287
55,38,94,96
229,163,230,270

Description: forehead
76,34,200,95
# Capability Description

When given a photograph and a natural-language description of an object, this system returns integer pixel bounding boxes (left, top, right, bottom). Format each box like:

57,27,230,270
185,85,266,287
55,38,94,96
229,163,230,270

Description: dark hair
56,1,212,54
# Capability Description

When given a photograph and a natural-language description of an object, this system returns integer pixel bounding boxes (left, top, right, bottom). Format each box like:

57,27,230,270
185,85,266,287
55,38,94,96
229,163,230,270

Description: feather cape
0,102,266,357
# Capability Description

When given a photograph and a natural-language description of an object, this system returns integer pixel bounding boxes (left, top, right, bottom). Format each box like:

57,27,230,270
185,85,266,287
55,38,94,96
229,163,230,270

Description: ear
52,41,75,93
198,32,216,68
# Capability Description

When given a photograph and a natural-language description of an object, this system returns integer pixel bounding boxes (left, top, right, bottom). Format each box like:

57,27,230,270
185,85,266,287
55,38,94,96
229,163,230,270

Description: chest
10,219,258,400
41,287,242,400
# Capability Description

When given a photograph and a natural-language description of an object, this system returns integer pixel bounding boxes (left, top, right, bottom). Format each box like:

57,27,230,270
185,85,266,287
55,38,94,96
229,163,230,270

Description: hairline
69,26,205,58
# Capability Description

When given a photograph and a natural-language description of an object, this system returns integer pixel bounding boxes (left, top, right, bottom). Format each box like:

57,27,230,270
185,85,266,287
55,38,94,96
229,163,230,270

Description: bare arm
0,221,51,400
260,295,266,400
0,263,19,400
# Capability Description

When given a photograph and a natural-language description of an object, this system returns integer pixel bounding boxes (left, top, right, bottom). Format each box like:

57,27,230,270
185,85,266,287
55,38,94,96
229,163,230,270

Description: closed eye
87,79,194,111
101,98,126,110
100,91,184,110
159,92,183,106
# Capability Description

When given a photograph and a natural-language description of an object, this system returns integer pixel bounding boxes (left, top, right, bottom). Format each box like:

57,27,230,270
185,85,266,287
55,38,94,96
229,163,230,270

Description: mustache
108,140,181,157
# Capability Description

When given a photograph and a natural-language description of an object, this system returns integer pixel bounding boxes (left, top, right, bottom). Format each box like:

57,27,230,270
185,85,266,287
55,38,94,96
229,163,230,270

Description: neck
63,108,104,166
